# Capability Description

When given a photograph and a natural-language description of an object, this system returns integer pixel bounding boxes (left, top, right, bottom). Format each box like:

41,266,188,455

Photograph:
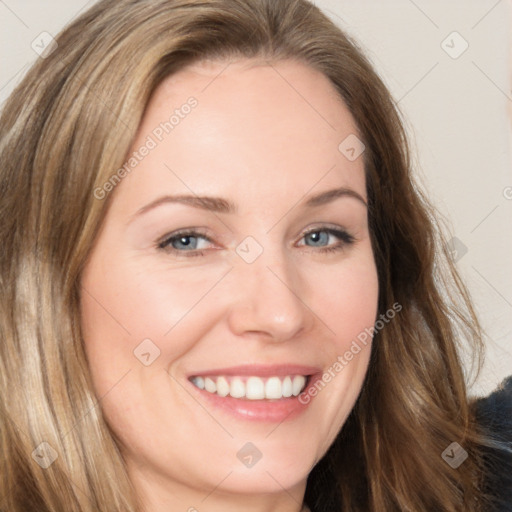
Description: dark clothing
474,375,512,511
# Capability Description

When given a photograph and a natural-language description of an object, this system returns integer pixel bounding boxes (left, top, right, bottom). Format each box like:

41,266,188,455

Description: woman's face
80,58,378,510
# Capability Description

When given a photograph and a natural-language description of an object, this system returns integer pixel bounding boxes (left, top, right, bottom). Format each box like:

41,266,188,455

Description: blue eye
300,228,355,252
158,231,211,256
158,226,355,257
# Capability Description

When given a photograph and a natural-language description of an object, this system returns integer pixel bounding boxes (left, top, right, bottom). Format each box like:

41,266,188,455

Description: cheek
79,254,228,396
312,251,379,348
81,258,215,338
81,249,196,339
304,267,377,450
300,249,378,431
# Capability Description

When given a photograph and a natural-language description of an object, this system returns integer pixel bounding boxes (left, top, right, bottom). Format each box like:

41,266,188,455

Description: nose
226,245,316,343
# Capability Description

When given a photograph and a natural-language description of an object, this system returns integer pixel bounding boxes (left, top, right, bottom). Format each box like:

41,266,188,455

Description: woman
0,0,510,511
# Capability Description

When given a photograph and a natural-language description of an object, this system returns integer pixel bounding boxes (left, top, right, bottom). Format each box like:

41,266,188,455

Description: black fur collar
473,375,512,511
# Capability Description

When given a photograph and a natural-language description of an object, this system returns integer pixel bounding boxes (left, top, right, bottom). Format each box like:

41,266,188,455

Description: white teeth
246,376,265,400
204,377,216,393
230,377,245,398
216,376,230,397
282,376,293,397
292,375,306,396
191,374,308,400
191,376,205,390
265,377,282,399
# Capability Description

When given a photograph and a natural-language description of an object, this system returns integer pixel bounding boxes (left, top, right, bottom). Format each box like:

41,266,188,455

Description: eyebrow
131,186,367,219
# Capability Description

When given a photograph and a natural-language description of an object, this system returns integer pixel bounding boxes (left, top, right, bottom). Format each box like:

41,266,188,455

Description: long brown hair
0,0,497,510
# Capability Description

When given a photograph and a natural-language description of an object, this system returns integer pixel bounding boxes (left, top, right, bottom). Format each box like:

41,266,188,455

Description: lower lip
188,374,321,422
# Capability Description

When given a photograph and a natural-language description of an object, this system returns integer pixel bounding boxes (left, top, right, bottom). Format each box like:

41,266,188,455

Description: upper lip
188,364,322,378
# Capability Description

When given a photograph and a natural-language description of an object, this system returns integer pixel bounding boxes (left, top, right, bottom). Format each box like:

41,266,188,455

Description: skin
80,58,379,512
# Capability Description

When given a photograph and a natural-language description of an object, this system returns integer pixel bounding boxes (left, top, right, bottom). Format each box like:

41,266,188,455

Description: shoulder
472,375,512,512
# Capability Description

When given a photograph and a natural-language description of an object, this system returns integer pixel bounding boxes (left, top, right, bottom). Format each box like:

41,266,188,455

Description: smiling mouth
189,374,309,400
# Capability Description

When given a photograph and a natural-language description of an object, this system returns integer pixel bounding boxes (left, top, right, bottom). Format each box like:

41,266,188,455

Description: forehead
150,57,359,142
118,58,366,210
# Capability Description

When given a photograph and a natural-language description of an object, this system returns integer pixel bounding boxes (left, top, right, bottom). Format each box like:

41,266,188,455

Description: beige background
1,0,511,397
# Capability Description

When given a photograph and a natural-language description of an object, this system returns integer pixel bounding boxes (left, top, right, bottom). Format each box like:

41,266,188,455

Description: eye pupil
307,231,328,246
170,235,198,250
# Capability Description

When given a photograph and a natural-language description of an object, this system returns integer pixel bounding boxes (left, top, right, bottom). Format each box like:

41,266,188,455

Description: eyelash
157,226,355,258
